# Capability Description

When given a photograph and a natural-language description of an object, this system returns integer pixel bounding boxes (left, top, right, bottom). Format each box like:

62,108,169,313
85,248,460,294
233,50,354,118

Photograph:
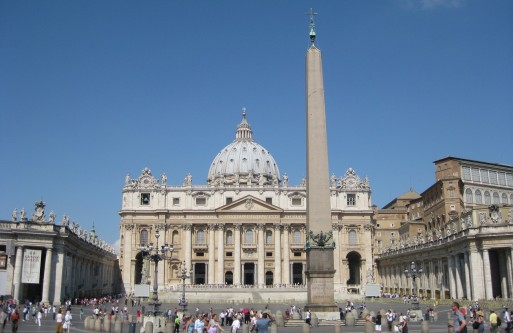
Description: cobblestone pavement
8,299,505,333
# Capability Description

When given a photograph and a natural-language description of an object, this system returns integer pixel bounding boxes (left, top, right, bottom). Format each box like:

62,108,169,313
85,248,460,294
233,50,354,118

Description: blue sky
1,1,512,247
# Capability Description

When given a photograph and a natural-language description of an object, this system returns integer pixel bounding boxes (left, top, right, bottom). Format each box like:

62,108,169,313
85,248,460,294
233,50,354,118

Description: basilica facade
119,113,374,298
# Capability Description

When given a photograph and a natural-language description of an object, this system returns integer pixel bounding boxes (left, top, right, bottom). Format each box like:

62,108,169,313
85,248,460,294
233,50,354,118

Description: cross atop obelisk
304,9,338,314
306,8,318,45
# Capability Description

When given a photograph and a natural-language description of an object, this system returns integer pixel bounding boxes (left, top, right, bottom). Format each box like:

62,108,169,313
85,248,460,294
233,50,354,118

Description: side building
376,157,513,300
119,113,374,300
0,201,119,305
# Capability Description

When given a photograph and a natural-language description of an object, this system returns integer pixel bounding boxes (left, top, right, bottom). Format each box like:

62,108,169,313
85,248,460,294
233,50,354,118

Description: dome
207,111,281,186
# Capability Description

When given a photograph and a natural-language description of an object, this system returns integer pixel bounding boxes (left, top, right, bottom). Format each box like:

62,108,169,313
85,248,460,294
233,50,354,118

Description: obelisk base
305,248,338,313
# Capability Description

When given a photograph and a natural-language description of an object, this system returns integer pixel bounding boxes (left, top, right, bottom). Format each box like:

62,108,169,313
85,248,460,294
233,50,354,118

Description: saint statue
12,209,17,222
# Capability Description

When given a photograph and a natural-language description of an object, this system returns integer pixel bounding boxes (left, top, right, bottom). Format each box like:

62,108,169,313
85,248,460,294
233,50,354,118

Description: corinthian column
257,224,265,287
283,224,290,285
217,224,225,284
482,249,493,299
234,224,242,285
208,225,215,284
184,224,192,284
274,224,282,285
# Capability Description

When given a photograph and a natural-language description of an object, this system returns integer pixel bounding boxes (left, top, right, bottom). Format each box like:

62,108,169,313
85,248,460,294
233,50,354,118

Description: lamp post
405,261,423,310
176,261,193,313
140,229,173,316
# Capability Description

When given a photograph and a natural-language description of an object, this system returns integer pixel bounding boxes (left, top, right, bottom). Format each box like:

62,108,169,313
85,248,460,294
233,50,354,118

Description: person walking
63,310,72,333
0,310,7,333
36,309,43,326
207,313,224,333
55,309,63,333
254,313,271,333
10,309,19,333
450,302,467,333
489,310,498,333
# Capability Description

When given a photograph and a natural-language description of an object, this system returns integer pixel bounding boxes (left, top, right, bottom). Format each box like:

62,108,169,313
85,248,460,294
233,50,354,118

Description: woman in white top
63,310,72,332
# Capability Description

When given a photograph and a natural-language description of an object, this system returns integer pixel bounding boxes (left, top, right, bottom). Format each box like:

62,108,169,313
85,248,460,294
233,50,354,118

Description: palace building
376,157,513,300
118,112,374,299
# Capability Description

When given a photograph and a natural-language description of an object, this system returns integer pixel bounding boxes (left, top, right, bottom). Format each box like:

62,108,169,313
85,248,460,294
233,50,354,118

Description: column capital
182,223,193,231
233,223,242,231
273,223,282,230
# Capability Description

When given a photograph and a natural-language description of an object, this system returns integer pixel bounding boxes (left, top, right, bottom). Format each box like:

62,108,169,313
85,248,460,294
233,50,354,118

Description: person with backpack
450,302,467,333
10,309,19,333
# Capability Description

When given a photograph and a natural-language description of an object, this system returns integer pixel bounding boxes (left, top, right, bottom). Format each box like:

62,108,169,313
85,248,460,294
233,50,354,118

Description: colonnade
11,244,117,305
379,245,513,300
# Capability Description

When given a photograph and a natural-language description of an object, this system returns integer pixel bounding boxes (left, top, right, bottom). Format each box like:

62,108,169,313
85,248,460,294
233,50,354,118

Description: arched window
265,230,273,244
502,193,508,204
196,230,205,244
140,229,148,246
475,190,482,204
493,192,500,205
348,230,357,245
465,188,473,204
245,228,254,244
225,230,233,245
172,230,179,245
484,191,491,205
293,230,301,244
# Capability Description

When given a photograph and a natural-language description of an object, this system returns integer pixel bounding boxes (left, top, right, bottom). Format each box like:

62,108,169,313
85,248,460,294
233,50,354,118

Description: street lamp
176,261,193,313
405,261,423,310
140,229,173,316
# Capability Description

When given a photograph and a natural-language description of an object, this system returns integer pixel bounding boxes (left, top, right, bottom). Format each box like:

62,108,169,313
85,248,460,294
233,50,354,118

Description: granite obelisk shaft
305,43,337,311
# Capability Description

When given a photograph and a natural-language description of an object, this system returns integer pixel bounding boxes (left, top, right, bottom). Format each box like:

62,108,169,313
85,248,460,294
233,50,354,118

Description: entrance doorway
243,263,255,285
194,263,206,284
292,263,303,285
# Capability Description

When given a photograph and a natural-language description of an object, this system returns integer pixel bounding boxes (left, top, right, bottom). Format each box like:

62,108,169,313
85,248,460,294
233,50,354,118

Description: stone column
439,259,446,299
454,254,464,299
257,224,265,288
469,249,485,300
498,250,508,298
482,249,493,299
54,247,65,305
463,252,472,300
217,224,225,284
208,225,215,284
42,248,53,304
333,225,341,286
184,224,192,284
13,246,23,303
274,224,282,285
447,255,456,299
234,224,242,285
123,224,135,292
506,248,513,299
283,225,290,285
429,261,435,298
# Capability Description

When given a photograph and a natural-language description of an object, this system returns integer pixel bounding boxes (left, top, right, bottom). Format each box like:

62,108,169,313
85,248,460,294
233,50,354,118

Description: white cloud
112,239,120,253
420,0,465,9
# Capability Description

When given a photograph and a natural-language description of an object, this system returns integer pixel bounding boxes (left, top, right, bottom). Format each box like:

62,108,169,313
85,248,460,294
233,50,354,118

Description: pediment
216,195,283,213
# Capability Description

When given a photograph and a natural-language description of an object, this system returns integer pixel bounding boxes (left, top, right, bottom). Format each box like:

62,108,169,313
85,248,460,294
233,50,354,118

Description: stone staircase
284,319,367,327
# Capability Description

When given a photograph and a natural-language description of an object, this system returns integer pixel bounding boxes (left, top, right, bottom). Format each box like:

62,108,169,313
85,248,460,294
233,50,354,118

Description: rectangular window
347,194,356,206
226,197,233,204
266,197,272,204
291,198,302,206
173,198,180,205
293,252,302,257
196,197,206,206
507,173,513,186
471,168,480,182
196,252,204,257
462,166,471,180
489,171,498,185
226,252,232,257
481,170,489,184
141,193,150,205
266,252,273,257
498,173,506,186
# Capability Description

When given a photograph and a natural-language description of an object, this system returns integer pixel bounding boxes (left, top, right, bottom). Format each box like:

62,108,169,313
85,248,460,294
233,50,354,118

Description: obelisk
305,9,338,313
